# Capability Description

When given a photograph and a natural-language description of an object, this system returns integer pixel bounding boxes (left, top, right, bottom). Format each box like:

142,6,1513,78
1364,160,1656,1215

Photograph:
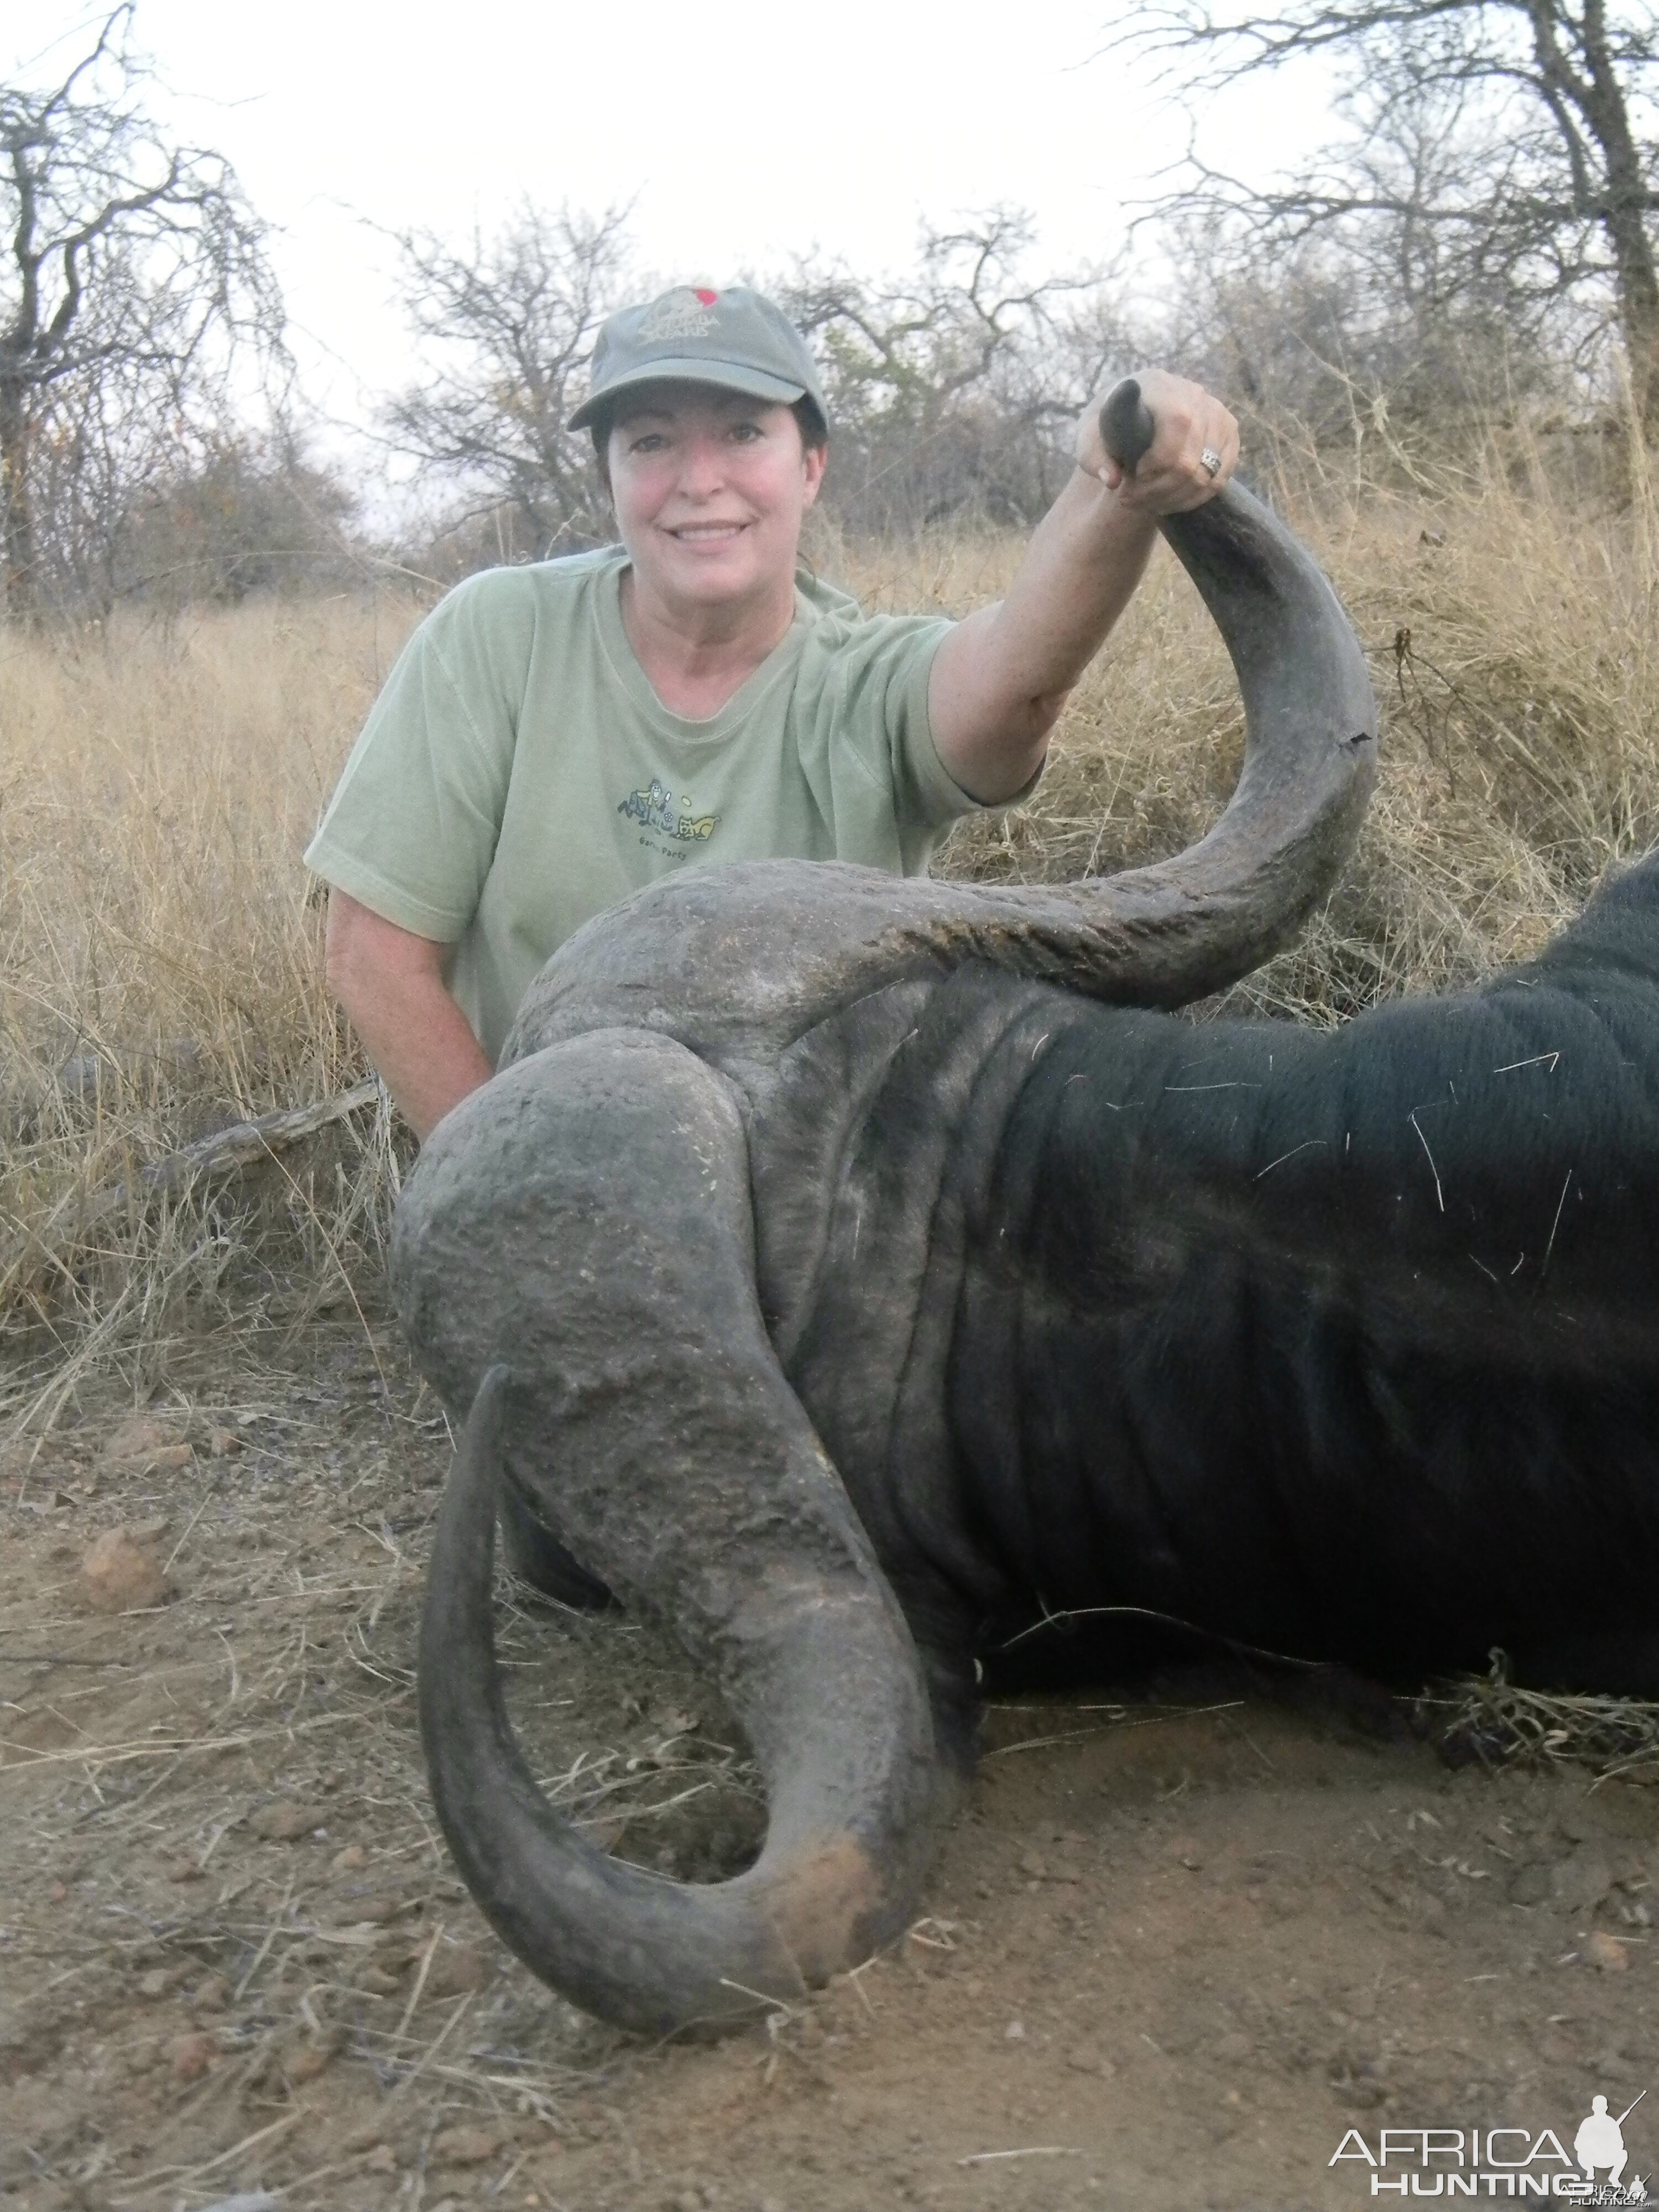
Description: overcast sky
17,2,1329,478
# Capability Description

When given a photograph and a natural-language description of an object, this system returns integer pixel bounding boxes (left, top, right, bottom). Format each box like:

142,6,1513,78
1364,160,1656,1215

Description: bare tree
1124,0,1659,432
1,7,287,615
383,204,630,560
778,210,1124,531
1151,127,1572,463
112,432,361,607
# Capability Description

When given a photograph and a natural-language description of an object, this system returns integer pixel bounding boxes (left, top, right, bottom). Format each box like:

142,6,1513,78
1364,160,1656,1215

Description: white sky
16,1,1331,484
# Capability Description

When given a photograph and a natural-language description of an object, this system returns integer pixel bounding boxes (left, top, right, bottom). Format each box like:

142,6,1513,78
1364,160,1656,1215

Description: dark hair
591,393,827,494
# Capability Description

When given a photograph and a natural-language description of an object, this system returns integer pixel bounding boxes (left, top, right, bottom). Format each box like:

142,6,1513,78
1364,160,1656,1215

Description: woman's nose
675,435,727,496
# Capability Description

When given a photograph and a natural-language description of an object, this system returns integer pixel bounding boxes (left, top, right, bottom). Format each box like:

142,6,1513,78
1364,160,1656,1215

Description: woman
310,284,1237,1138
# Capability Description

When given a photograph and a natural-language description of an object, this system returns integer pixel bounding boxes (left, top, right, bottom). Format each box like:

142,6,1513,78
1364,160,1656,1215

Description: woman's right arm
325,890,494,1142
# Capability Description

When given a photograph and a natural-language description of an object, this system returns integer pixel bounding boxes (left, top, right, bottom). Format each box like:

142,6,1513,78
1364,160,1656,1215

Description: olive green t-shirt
305,547,985,1061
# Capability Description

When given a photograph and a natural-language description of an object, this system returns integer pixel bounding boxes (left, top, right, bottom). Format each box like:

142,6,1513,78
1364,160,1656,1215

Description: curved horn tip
475,1360,513,1405
465,1362,513,1439
1099,377,1155,472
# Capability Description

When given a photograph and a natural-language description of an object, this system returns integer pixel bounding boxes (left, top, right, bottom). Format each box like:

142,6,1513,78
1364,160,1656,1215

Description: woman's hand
1076,368,1239,513
928,371,1240,802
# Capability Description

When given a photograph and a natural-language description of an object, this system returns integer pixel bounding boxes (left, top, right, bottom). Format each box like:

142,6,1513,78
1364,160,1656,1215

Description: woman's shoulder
794,566,865,628
434,545,623,625
402,550,625,684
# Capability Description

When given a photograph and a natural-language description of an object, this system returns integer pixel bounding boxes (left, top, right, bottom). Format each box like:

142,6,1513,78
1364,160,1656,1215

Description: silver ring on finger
1200,446,1223,478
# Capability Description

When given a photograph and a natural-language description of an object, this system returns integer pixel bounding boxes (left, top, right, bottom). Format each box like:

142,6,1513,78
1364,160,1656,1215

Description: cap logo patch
639,288,719,342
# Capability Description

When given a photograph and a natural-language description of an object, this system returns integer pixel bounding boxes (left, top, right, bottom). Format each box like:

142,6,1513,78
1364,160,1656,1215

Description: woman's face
606,382,826,622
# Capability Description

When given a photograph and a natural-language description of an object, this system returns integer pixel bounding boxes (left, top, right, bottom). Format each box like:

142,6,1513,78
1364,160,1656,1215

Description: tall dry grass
0,597,421,1401
1,429,1655,1404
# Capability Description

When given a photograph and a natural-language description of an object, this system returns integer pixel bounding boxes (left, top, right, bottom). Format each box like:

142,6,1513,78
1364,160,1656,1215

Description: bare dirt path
3,1320,1655,2212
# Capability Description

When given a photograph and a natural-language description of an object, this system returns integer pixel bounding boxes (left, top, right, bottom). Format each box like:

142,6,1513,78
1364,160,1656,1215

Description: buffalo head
390,392,1380,2033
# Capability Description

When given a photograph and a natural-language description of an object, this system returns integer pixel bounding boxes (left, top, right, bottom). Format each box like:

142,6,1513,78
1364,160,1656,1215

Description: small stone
1004,2019,1026,2041
1587,1930,1631,1971
101,1415,173,1467
329,1842,368,1873
1419,526,1447,548
101,1421,192,1473
364,2143,398,2173
285,2041,334,2083
1018,1850,1046,1881
169,2031,215,2082
137,1966,173,1999
358,1965,402,1996
434,2124,498,2166
250,1801,324,1842
208,1427,242,1457
79,1527,172,1613
1172,1838,1203,1870
192,1974,230,2012
47,1880,67,1902
421,1939,488,1999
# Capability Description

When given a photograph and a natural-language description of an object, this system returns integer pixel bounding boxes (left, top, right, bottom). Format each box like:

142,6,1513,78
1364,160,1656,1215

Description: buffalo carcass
390,392,1659,2036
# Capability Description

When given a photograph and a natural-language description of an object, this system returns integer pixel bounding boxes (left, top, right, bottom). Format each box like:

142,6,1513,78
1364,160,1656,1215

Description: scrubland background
1,424,1655,1425
4,0,1659,1417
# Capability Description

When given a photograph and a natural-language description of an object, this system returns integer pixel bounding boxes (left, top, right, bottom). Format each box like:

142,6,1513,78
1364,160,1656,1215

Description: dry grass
0,425,1655,1398
0,597,424,1400
1426,1653,1659,1785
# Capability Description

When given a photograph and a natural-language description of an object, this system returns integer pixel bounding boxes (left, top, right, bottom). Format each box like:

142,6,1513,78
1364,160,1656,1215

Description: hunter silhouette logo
1578,2095,1647,2199
1332,2089,1649,2199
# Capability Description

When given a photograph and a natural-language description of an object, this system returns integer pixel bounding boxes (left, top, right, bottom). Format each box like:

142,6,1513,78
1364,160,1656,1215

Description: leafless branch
1121,0,1658,429
1,7,289,615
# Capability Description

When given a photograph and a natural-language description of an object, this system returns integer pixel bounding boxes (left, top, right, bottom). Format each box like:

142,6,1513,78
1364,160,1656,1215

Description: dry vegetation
4,437,1659,2210
1,429,1654,1379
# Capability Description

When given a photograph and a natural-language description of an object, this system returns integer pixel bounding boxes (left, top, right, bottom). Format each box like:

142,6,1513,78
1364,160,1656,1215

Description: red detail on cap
693,288,719,305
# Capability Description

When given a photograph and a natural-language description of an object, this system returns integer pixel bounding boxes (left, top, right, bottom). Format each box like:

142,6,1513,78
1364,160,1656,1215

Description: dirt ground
4,1313,1656,2212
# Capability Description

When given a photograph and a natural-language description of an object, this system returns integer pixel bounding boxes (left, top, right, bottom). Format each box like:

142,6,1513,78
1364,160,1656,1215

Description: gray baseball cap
568,285,828,433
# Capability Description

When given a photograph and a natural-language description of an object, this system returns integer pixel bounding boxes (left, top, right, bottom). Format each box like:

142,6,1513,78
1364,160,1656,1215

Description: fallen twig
0,1078,382,1292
